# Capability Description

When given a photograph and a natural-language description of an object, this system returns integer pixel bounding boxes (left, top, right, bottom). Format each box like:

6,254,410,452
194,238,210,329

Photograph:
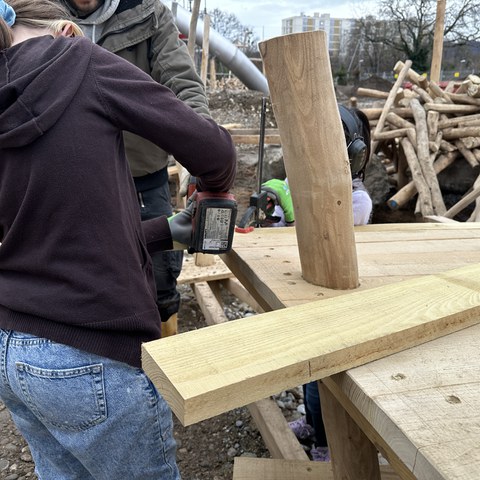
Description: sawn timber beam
142,263,480,426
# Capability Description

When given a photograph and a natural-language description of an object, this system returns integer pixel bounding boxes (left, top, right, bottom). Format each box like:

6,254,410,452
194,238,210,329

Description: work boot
161,313,178,337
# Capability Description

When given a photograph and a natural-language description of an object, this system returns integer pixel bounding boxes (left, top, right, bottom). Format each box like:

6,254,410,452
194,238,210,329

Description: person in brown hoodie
0,0,236,478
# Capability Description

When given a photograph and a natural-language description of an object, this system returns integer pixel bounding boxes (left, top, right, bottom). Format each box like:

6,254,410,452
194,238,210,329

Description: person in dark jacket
58,0,212,337
0,0,235,478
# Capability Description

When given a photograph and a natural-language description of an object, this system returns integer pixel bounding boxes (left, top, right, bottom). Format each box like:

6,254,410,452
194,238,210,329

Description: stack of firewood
355,60,480,222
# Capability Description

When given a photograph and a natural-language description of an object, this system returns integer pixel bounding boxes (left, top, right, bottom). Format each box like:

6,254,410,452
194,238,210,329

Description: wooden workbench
221,222,480,479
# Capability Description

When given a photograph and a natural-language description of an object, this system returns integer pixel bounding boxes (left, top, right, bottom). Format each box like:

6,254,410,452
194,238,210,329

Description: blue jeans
136,170,182,322
0,329,180,480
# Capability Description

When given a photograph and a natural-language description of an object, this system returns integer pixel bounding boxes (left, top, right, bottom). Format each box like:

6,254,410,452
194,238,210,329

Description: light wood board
232,457,400,480
224,223,480,308
142,262,480,425
177,254,233,285
324,325,480,480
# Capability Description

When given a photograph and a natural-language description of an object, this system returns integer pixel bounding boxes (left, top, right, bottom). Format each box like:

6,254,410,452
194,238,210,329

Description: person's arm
91,41,236,194
261,179,295,224
149,2,210,118
352,177,372,226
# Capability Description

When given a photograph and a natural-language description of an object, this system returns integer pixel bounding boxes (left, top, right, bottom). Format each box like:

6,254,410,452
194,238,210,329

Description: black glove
168,201,195,250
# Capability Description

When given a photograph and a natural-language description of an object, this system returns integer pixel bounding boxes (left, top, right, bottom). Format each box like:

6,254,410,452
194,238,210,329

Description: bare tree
203,8,258,55
363,0,480,72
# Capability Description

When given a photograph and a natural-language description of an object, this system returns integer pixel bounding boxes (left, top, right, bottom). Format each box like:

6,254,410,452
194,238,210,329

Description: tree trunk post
259,31,359,290
187,0,201,61
200,14,210,86
430,0,447,84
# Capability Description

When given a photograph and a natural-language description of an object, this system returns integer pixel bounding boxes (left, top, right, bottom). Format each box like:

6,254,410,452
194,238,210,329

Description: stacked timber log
357,60,480,221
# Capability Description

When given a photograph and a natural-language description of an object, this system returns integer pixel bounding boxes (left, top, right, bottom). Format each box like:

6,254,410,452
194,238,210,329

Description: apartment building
281,12,356,57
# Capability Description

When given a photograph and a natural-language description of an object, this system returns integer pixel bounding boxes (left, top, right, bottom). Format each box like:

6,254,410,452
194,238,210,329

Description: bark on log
443,126,480,141
412,85,434,103
468,175,480,222
448,93,480,106
400,138,434,216
427,111,439,141
386,112,415,129
394,61,428,89
373,128,410,140
361,107,412,120
411,99,446,215
438,113,480,128
444,185,480,219
259,31,358,289
454,139,480,168
425,104,480,114
356,87,389,99
372,60,413,153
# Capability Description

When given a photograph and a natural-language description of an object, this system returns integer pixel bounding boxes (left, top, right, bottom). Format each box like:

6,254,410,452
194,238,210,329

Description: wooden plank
231,134,281,145
192,278,302,462
190,281,227,326
248,398,308,460
222,225,480,309
320,381,381,480
233,457,400,480
227,128,279,135
233,457,330,480
142,263,480,426
177,255,233,285
322,376,418,480
324,324,480,479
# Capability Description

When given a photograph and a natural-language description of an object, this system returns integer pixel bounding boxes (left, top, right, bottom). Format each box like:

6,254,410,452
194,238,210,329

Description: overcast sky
166,1,377,40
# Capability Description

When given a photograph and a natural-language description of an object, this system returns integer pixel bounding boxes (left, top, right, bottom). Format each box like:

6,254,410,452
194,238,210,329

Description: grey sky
167,1,376,40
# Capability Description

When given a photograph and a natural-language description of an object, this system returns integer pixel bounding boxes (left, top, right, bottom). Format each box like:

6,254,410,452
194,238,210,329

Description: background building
281,12,356,57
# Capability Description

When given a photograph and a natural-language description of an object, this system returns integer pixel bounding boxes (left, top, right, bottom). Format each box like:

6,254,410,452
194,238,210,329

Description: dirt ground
0,85,414,480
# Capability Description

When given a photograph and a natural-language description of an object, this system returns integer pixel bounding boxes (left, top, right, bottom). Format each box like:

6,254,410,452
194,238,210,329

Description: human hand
178,165,192,198
261,179,295,224
168,200,195,250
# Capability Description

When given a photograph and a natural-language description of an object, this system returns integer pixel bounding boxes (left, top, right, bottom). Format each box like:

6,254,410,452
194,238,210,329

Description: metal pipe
171,2,269,94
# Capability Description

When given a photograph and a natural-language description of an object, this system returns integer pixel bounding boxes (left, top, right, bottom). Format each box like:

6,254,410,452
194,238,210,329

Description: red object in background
179,33,187,40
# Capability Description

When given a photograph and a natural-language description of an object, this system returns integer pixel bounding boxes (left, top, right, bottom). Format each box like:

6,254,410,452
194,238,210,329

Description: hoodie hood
63,0,120,42
0,36,92,149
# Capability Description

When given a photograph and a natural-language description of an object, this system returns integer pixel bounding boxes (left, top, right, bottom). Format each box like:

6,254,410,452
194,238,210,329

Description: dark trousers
303,381,328,447
136,168,182,322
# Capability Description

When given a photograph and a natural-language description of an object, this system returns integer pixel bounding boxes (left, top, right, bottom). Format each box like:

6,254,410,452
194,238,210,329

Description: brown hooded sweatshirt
0,35,236,367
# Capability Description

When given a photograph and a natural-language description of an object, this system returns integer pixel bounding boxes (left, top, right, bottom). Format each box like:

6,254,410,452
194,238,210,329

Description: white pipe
171,2,269,94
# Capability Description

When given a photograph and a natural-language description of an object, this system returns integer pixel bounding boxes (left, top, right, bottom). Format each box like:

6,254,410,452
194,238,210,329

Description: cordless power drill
186,180,237,254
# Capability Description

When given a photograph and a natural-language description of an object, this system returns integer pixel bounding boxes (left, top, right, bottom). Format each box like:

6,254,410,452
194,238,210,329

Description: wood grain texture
177,255,233,285
247,398,308,460
325,324,480,479
259,31,358,289
222,224,480,308
142,262,480,425
232,457,400,480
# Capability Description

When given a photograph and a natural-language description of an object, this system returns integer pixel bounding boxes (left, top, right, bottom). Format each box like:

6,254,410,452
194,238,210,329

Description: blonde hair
0,0,83,50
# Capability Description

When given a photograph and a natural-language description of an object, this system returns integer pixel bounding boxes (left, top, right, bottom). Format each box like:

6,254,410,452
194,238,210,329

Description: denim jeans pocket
15,362,107,432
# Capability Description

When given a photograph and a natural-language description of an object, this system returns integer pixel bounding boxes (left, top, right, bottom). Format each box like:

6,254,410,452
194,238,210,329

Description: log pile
357,61,480,221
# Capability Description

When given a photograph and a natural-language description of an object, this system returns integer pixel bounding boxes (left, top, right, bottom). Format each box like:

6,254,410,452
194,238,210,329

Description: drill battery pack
191,192,237,254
